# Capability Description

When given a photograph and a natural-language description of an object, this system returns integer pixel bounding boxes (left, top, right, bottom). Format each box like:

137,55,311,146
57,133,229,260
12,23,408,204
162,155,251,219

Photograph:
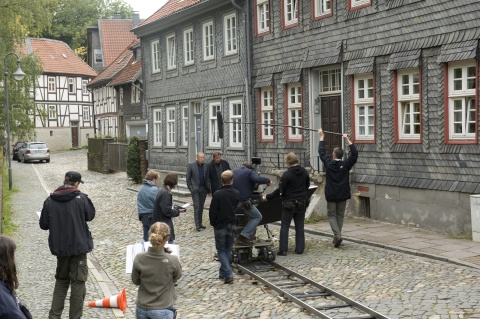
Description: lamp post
4,52,26,190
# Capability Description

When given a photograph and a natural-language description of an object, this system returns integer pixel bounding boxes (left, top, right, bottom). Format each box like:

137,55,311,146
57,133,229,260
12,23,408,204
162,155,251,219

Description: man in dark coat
208,151,231,195
186,152,211,231
318,129,358,248
265,152,310,256
40,171,95,319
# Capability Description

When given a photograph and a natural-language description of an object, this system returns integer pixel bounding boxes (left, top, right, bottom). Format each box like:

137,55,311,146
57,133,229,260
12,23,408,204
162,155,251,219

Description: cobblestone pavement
9,149,480,319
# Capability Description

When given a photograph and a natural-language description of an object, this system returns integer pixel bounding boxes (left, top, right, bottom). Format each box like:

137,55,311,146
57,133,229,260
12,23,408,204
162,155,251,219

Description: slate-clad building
135,0,480,234
251,0,480,234
133,0,250,172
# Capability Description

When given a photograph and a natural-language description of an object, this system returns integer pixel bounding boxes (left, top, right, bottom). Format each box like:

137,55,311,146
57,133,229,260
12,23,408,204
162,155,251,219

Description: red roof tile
87,41,135,87
138,0,202,27
25,38,97,77
109,57,142,86
99,19,138,67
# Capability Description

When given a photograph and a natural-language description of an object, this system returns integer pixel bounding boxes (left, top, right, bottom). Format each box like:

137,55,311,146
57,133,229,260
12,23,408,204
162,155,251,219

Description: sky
124,0,169,19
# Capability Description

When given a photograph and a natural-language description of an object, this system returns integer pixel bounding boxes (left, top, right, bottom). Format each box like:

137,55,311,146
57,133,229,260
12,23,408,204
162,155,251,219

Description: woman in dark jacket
152,173,186,244
0,235,30,319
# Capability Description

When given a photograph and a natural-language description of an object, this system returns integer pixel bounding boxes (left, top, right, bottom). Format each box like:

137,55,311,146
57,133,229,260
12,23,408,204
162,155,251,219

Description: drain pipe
231,0,253,161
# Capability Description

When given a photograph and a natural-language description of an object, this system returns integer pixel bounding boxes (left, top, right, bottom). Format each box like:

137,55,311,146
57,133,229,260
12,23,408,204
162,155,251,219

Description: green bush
126,136,142,183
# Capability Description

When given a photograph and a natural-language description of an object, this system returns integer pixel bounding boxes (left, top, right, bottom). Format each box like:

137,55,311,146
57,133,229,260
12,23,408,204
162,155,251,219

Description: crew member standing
137,170,160,242
40,171,95,319
264,152,310,256
232,162,272,246
208,151,231,195
318,129,358,248
209,170,239,284
186,152,211,231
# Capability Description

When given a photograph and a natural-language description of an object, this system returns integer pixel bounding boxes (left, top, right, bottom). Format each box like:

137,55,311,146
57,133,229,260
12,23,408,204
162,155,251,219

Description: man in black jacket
318,129,358,248
40,171,95,319
264,152,310,256
208,151,231,195
209,170,239,284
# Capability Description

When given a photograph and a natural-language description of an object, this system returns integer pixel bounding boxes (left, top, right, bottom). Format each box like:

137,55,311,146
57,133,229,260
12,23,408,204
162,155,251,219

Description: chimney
132,11,140,27
114,12,121,19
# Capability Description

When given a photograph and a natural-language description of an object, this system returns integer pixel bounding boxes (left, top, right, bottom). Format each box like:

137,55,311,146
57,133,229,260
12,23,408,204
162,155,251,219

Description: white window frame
82,80,88,95
287,83,302,140
68,78,75,94
256,0,270,34
151,40,160,73
83,106,90,121
166,34,176,70
351,0,371,8
131,85,136,103
119,88,123,106
202,21,215,61
209,102,221,147
153,109,162,146
166,107,176,146
183,28,194,66
181,105,189,146
260,87,274,140
48,105,56,120
319,67,341,94
224,13,237,55
48,77,55,92
397,69,420,140
229,99,243,147
314,0,331,18
448,60,476,140
284,0,298,27
354,73,375,141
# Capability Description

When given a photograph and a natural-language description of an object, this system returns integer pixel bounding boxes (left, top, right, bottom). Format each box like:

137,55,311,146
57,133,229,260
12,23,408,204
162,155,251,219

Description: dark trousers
140,214,152,242
49,254,88,319
279,206,306,253
214,226,234,279
192,186,208,228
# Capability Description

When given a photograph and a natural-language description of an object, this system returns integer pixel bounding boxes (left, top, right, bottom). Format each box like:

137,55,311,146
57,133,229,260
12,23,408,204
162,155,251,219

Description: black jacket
40,185,95,256
319,141,358,202
208,159,231,195
209,185,240,229
266,165,310,201
152,186,181,241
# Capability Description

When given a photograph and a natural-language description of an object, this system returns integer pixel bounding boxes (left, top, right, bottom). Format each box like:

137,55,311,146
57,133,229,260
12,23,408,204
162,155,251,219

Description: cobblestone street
9,149,480,319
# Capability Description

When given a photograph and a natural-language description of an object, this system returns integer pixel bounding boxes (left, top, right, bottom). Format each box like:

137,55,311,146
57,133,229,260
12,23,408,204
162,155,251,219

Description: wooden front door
320,95,342,158
71,122,79,149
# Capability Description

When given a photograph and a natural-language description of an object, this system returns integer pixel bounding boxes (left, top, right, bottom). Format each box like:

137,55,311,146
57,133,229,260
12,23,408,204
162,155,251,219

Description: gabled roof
137,0,202,27
98,19,138,67
109,56,142,86
25,38,97,77
87,39,137,88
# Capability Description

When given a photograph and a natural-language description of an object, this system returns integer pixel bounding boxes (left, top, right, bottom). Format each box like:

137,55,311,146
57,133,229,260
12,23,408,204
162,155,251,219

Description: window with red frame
286,83,302,141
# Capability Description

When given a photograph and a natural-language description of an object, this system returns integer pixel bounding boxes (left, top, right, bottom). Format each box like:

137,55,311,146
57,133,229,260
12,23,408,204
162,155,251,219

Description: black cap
65,171,84,184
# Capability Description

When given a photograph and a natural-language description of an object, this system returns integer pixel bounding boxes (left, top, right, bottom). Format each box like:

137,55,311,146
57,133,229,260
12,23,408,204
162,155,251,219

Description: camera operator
263,152,310,256
232,161,272,246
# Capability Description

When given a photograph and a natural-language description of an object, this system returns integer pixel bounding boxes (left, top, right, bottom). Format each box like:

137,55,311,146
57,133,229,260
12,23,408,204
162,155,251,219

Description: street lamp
4,52,26,190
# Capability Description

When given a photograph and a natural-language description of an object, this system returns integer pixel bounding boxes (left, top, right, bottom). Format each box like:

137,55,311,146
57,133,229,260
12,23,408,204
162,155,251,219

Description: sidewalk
174,191,480,270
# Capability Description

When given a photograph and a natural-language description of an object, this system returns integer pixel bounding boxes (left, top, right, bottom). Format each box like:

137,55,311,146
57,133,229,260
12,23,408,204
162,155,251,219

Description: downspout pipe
231,0,253,161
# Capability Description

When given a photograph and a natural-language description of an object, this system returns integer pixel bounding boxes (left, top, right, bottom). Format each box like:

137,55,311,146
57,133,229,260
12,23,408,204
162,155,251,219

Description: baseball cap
65,171,84,184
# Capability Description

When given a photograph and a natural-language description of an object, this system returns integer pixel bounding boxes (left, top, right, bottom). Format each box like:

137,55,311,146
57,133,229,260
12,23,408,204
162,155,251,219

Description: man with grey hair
187,152,211,231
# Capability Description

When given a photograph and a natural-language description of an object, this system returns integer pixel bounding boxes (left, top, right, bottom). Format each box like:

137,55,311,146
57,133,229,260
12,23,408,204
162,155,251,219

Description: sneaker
235,235,253,246
224,277,233,284
334,236,343,248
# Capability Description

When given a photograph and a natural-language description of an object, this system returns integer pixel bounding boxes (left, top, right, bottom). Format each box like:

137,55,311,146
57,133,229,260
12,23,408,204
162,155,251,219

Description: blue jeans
240,205,262,239
136,305,174,319
140,214,152,242
214,226,234,279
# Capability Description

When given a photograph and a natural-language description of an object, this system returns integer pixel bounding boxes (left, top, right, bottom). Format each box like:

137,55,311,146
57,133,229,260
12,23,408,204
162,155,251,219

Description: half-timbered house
25,38,97,150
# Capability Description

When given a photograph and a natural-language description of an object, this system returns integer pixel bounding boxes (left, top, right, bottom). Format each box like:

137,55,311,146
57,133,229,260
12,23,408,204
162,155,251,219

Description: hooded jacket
39,185,96,256
266,165,310,201
319,141,358,202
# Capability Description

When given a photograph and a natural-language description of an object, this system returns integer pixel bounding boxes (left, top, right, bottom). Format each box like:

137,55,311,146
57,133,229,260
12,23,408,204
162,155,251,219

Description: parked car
12,141,24,161
17,142,50,163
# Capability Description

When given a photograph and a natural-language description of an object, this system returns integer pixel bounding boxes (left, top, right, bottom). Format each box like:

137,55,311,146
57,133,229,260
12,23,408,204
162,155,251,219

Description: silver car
17,142,50,163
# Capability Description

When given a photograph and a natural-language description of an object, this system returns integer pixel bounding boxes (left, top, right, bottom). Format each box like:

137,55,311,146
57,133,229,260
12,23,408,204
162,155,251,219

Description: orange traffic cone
88,289,127,312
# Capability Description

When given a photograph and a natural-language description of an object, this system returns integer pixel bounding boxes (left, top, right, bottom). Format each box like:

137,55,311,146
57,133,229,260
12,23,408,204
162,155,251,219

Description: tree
0,0,55,141
126,136,142,184
41,0,133,55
